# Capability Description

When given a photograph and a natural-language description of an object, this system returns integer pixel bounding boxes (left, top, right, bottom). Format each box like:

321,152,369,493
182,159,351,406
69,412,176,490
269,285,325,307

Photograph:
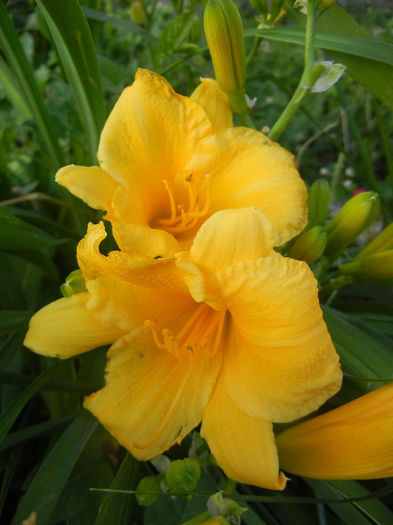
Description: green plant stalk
238,111,256,129
375,102,393,196
246,35,262,67
268,0,318,141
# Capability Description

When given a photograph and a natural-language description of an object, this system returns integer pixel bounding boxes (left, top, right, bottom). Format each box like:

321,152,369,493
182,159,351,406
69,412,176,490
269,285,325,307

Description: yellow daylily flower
276,383,393,480
24,207,342,490
56,69,307,257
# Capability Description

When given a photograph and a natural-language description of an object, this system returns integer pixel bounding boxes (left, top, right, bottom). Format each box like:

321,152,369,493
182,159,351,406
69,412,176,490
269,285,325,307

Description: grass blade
37,0,105,162
11,411,98,525
0,2,64,168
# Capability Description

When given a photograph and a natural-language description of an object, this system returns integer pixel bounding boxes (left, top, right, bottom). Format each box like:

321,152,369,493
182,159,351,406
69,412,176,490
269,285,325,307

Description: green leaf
0,208,66,251
0,362,66,448
36,0,105,162
94,453,139,525
0,2,64,168
0,310,30,336
323,307,393,393
306,479,373,525
0,56,31,119
11,411,98,525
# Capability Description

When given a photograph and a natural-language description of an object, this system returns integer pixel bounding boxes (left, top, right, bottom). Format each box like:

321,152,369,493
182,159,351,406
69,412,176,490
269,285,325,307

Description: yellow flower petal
77,222,195,332
98,68,213,200
201,374,286,490
186,127,307,245
191,78,233,131
276,383,393,480
85,325,222,460
56,165,118,212
23,293,125,358
190,207,274,273
217,253,341,422
113,223,179,258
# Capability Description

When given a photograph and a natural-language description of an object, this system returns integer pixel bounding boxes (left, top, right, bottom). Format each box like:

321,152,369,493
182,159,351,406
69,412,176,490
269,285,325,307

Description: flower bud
324,192,380,258
204,0,248,114
136,474,162,506
207,492,246,524
308,179,331,225
340,250,393,281
165,458,201,494
288,226,327,264
321,0,336,7
130,1,148,26
353,223,393,261
60,269,87,297
201,518,231,525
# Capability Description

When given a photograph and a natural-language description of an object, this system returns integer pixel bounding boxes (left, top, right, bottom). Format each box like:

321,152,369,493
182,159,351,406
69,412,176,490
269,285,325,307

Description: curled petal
23,293,125,358
191,78,233,131
276,383,393,480
85,325,222,460
201,375,286,490
217,254,342,422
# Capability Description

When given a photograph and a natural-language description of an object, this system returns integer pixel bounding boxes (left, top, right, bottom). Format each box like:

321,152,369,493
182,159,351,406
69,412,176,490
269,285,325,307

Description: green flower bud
130,1,148,26
204,0,248,114
353,223,393,261
165,458,201,494
288,225,327,264
136,474,162,506
324,192,380,258
321,0,336,7
308,178,331,225
340,250,393,281
60,269,87,297
207,492,246,524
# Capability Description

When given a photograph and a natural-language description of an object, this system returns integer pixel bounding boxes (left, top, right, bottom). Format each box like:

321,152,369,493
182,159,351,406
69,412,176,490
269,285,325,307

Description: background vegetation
1,0,393,523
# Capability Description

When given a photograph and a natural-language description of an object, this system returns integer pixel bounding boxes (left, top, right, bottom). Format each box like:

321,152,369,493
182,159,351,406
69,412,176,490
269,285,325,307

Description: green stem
238,111,256,129
268,0,318,141
246,36,262,67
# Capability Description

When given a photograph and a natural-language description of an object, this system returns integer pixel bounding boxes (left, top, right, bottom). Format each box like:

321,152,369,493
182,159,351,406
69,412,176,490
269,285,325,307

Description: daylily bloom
276,383,393,480
24,207,342,490
56,69,307,258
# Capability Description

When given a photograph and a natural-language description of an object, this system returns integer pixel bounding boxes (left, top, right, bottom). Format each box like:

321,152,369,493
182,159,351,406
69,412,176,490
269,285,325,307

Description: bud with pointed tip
204,0,247,114
288,225,327,264
340,251,393,281
353,223,393,261
60,269,87,297
324,192,380,258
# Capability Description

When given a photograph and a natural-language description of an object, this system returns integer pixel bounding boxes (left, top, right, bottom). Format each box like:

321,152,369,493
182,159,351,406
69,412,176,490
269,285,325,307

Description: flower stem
238,111,256,129
268,0,319,141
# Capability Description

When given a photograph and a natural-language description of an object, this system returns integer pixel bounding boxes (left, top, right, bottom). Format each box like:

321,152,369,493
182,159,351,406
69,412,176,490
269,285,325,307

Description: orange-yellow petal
98,68,213,224
76,222,194,332
189,207,274,274
217,254,341,422
113,223,180,258
191,78,233,131
85,325,222,460
201,374,286,490
56,165,118,212
186,127,307,245
23,293,125,358
276,383,393,480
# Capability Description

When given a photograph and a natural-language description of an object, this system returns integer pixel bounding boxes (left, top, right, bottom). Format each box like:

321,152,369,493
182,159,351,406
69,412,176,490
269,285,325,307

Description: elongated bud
321,0,336,7
204,0,248,114
60,269,87,297
308,179,331,225
324,192,380,258
340,250,393,281
130,1,148,26
353,223,393,261
288,226,327,264
165,458,201,494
